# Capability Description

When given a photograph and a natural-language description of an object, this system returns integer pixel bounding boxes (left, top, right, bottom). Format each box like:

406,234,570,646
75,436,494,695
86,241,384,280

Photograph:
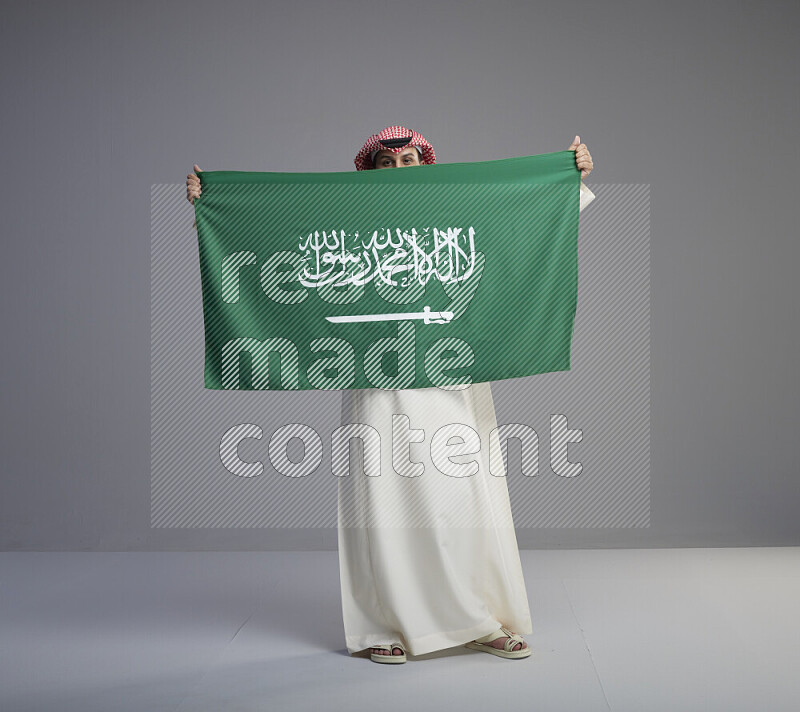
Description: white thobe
337,182,596,656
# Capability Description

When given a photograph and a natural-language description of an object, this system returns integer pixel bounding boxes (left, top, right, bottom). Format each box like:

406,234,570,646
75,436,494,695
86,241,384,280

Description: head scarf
354,125,437,171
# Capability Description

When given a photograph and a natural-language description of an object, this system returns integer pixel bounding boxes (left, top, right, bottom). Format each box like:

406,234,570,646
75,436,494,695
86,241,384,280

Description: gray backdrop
1,0,797,550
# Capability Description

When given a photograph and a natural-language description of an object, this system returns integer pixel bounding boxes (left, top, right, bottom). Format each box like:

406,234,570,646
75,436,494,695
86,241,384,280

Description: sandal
369,641,407,664
464,626,531,659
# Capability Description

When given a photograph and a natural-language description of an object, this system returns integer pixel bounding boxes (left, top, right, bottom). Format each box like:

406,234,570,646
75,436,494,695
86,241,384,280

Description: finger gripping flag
193,151,582,391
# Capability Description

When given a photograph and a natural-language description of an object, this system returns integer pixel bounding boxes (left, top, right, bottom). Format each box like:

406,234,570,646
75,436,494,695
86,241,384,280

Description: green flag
193,150,582,391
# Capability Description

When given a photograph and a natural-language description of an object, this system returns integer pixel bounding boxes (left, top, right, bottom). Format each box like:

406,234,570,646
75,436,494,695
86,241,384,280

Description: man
185,126,594,664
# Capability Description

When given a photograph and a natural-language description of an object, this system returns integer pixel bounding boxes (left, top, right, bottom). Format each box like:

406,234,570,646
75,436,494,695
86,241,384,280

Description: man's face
373,146,422,169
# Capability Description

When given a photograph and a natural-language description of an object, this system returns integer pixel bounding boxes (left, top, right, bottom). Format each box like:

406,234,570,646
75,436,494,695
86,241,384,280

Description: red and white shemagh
354,125,437,171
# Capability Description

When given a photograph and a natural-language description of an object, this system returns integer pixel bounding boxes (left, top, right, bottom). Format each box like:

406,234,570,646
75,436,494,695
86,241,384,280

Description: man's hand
187,164,202,204
567,136,593,179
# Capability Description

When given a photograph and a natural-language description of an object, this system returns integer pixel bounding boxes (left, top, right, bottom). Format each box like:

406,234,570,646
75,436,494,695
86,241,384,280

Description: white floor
1,547,798,712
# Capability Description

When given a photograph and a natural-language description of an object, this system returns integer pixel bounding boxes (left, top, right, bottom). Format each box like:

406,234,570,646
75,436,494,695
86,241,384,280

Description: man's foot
478,630,529,652
370,645,404,656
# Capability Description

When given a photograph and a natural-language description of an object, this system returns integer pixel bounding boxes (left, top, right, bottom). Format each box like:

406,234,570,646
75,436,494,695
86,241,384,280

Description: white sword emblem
325,305,454,325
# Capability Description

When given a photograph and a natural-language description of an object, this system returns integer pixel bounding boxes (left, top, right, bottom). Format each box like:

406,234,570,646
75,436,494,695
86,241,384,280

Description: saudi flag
193,150,583,391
